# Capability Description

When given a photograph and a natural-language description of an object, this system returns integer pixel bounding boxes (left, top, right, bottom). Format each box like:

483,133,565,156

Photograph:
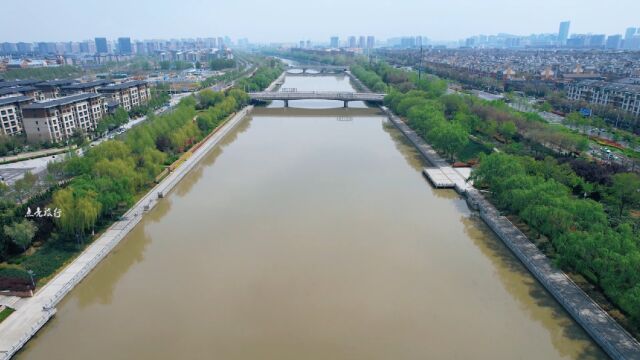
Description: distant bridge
285,65,348,73
249,91,386,107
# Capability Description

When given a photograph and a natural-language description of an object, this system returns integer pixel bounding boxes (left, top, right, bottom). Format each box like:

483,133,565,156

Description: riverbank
0,106,254,360
383,105,640,359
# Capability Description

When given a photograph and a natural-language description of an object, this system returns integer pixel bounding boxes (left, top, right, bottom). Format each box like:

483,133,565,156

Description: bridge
248,91,386,107
285,65,348,74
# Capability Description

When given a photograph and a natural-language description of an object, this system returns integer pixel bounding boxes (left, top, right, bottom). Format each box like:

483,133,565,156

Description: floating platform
423,167,473,190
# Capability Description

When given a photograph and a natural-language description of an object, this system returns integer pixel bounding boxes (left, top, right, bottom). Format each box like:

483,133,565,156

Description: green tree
13,171,37,202
4,220,37,251
606,173,640,217
429,122,469,161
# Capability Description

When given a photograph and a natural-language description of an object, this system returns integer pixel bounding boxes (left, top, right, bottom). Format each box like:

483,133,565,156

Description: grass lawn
0,307,15,323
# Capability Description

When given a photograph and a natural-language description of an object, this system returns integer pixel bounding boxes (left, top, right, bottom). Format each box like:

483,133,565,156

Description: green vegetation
208,58,236,71
158,60,193,71
472,153,640,326
351,57,640,332
0,60,282,290
0,65,83,81
0,306,15,323
235,60,284,91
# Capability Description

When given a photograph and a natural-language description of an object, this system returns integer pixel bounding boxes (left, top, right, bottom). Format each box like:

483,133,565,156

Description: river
16,73,605,359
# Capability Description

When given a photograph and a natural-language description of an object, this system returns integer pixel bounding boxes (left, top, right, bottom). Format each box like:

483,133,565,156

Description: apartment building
97,80,150,111
567,80,640,116
0,95,33,136
60,79,112,96
34,79,77,99
21,93,105,143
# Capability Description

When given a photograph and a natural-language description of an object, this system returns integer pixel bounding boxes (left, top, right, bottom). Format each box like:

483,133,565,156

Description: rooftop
35,79,77,88
0,95,33,106
61,80,112,90
0,79,40,88
98,80,148,92
0,86,37,96
576,79,640,93
22,93,101,109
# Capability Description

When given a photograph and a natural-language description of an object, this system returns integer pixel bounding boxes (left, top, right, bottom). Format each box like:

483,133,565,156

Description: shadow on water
174,115,252,197
62,117,255,309
460,215,607,359
381,120,459,201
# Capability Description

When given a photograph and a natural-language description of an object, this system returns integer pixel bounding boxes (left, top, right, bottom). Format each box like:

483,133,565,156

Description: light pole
27,270,35,289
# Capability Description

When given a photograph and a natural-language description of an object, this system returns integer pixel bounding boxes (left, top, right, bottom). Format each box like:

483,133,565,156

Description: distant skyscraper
558,21,570,45
624,27,637,49
330,36,339,48
366,36,375,49
358,36,366,49
299,40,305,48
606,35,622,50
117,37,132,54
625,27,637,40
348,36,357,48
95,37,108,54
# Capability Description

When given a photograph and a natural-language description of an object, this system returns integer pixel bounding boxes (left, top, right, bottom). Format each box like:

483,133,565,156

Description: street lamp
27,270,35,289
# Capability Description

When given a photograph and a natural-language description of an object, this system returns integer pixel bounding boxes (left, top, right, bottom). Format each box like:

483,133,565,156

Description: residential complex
567,79,640,116
21,93,105,143
97,80,150,111
0,95,31,136
0,78,151,140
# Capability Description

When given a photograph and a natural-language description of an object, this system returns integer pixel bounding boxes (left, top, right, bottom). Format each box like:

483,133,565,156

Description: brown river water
17,74,606,359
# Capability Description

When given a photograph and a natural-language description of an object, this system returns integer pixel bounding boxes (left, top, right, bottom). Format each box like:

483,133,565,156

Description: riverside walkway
383,105,640,359
0,106,253,360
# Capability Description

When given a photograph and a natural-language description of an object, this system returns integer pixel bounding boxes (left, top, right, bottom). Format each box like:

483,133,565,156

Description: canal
17,73,605,359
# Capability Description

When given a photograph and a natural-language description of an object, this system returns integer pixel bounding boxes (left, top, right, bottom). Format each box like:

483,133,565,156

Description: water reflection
460,215,605,358
17,74,606,360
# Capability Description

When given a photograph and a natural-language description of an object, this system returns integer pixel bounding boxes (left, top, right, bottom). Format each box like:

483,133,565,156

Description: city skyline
2,0,639,43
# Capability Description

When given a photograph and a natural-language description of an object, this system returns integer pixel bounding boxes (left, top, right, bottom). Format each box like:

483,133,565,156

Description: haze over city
1,1,640,360
2,0,640,42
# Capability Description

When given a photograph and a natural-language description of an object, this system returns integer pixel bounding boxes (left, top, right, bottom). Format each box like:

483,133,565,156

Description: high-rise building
117,37,132,54
330,36,339,48
366,36,375,49
358,36,366,49
589,34,606,49
95,37,108,54
348,36,357,48
558,21,570,45
16,42,32,54
299,40,305,48
606,35,622,50
624,27,637,49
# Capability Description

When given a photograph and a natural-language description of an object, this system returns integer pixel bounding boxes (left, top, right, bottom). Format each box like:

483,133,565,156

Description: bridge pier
284,100,289,107
343,101,348,108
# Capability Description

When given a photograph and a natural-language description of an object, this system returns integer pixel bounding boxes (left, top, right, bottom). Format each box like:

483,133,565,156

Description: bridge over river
248,90,386,107
285,65,348,73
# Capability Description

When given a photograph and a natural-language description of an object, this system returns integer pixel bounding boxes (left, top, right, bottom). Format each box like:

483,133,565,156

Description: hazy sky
3,0,639,43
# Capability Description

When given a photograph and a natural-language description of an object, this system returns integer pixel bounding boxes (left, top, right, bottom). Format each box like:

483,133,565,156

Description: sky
3,0,639,43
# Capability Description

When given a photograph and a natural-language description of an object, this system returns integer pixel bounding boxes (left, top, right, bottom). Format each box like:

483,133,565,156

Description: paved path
0,106,253,360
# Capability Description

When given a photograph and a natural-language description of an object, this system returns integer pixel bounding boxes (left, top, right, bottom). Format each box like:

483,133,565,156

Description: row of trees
0,61,283,286
352,57,640,330
0,65,83,81
472,153,640,324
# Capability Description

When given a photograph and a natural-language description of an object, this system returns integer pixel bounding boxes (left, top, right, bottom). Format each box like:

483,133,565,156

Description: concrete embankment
0,106,254,360
383,106,640,359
